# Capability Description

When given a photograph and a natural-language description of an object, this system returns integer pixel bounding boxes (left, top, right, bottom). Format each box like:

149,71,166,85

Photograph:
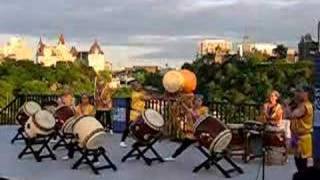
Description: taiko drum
162,69,197,93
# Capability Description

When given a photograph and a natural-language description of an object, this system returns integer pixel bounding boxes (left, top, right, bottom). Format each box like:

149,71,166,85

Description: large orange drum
194,116,232,153
162,70,197,93
162,70,184,93
180,69,197,93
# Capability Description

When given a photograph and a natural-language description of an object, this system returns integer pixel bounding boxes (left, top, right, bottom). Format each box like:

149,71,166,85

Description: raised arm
289,104,306,120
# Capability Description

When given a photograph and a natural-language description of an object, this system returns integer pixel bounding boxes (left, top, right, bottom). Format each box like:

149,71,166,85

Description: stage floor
0,126,297,180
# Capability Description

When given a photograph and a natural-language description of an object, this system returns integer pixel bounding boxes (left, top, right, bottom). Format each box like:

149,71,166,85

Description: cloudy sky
0,0,319,69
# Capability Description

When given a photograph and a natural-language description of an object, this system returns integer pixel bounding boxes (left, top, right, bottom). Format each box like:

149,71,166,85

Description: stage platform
0,126,297,180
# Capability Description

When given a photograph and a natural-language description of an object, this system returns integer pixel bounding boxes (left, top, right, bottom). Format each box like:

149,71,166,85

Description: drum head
162,70,184,93
210,130,232,153
24,101,41,116
265,125,284,132
143,109,164,130
62,116,77,134
35,110,56,129
72,116,97,132
85,132,107,150
227,123,244,129
245,120,263,126
43,106,56,114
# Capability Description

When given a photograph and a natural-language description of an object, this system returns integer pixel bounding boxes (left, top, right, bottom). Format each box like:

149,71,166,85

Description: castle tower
88,40,108,72
58,34,65,45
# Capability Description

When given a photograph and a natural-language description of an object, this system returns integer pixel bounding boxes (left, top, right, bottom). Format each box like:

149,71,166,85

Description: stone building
36,34,77,66
0,37,33,61
298,33,319,60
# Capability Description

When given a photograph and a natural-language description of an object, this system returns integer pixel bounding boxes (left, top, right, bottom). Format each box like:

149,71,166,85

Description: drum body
227,123,245,147
54,106,75,128
180,69,197,93
130,109,164,143
61,116,78,134
244,120,264,133
16,101,41,126
162,70,184,93
244,121,264,156
264,125,286,147
72,116,106,149
24,110,56,138
42,101,58,114
194,116,232,153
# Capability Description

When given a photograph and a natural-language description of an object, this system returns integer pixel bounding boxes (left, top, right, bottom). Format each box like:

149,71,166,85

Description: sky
0,0,319,69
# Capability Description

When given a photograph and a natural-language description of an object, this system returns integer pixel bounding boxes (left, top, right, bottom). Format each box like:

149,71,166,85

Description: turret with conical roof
36,37,45,56
58,34,65,45
89,40,104,54
70,46,78,57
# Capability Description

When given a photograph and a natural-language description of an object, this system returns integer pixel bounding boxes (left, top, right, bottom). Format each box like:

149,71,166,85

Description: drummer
95,79,115,134
286,86,314,172
260,90,284,127
75,94,96,117
120,80,150,148
165,94,208,161
57,88,76,110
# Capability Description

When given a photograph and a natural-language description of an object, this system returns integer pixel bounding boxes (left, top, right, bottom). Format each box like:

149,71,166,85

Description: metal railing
145,98,260,137
1,94,261,127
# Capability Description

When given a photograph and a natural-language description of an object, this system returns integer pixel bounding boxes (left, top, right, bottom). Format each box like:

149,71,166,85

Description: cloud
179,0,239,12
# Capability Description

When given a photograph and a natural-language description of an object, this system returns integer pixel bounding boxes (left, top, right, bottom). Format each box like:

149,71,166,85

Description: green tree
273,44,288,59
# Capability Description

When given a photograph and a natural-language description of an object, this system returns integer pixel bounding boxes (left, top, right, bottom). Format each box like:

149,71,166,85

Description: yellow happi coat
130,90,146,122
182,106,209,140
290,101,313,158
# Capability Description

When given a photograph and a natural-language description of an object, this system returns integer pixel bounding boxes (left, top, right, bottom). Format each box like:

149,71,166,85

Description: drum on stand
244,120,264,158
24,110,56,138
227,123,245,149
54,106,75,128
16,101,41,126
263,124,287,165
264,125,286,147
61,116,78,135
72,116,107,150
130,109,164,143
244,120,264,134
194,116,232,153
42,101,58,114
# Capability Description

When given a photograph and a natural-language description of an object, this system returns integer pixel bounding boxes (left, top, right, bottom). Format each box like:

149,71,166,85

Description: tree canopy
138,55,313,105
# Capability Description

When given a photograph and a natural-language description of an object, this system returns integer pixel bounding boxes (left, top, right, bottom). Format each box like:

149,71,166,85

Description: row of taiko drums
15,101,286,155
15,101,106,149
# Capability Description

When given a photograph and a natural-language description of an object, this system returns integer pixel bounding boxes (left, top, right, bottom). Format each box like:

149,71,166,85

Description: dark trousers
294,156,308,172
172,139,196,158
121,122,132,142
95,110,112,130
